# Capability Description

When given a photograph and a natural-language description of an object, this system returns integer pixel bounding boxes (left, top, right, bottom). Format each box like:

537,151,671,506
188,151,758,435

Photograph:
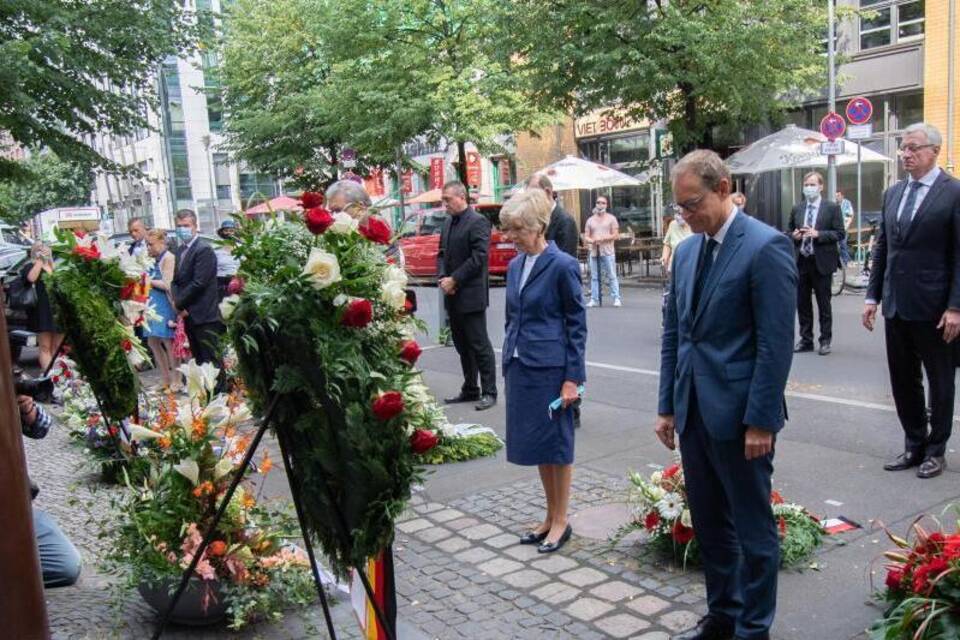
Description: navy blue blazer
502,242,587,384
658,213,797,440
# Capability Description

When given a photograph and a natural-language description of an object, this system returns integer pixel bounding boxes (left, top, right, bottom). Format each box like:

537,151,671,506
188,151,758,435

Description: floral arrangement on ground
101,361,316,630
871,509,960,639
613,462,824,568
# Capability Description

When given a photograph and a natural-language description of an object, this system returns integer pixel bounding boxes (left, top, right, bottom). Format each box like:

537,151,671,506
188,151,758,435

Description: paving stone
485,533,519,549
530,554,578,574
564,597,614,621
631,632,670,640
435,536,471,553
429,508,464,523
660,609,700,632
500,569,550,589
416,526,452,543
531,581,581,605
460,523,504,540
590,580,645,602
454,547,497,564
396,518,433,534
476,557,525,576
416,501,445,514
626,594,671,616
447,517,481,531
559,566,609,587
503,543,541,561
594,613,651,638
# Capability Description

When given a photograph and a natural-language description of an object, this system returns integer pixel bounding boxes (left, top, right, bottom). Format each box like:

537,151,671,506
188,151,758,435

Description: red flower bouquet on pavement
871,514,960,639
617,461,823,567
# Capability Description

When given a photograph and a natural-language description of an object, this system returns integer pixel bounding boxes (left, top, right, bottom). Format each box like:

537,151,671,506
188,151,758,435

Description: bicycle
832,220,877,295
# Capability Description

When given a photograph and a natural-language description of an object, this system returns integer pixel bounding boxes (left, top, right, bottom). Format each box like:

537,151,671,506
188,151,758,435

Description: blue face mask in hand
176,227,194,243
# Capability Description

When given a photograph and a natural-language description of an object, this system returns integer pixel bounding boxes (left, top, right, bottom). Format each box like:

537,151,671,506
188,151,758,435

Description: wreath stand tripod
150,392,398,640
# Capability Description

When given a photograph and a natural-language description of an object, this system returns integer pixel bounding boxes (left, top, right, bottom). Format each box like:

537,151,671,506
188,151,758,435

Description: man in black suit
863,122,960,479
438,181,498,411
788,171,844,355
172,209,223,369
526,173,579,258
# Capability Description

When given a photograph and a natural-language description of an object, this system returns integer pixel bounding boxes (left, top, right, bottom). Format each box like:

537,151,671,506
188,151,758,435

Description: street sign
845,96,874,125
341,147,357,169
819,112,846,141
820,141,845,155
847,123,873,140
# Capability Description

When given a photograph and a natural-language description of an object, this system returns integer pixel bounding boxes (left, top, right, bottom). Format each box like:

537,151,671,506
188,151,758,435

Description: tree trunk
679,84,700,154
456,140,468,185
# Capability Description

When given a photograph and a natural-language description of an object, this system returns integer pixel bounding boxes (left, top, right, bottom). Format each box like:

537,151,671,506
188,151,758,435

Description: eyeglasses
669,193,706,214
898,144,936,156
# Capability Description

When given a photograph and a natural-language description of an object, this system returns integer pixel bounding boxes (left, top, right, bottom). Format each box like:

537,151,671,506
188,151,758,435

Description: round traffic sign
820,112,846,141
845,97,873,125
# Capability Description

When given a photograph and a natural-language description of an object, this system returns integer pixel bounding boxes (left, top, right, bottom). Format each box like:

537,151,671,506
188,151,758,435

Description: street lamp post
827,0,838,198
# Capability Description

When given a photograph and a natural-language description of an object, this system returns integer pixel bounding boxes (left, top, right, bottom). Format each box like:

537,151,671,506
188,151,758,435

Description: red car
399,205,516,278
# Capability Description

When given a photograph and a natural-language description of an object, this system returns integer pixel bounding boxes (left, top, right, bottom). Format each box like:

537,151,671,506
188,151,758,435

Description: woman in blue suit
501,188,587,554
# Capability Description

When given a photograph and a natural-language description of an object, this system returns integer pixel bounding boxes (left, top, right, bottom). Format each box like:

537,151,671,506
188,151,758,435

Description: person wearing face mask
788,172,843,356
172,209,223,371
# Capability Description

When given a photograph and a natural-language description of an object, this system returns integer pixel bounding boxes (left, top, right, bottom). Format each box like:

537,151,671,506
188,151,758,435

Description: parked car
399,205,517,278
1,246,33,363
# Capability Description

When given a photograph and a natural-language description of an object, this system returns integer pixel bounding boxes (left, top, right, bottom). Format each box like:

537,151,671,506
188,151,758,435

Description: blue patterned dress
143,251,176,339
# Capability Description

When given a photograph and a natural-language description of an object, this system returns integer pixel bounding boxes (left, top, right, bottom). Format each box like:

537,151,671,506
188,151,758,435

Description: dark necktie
801,204,815,257
897,181,923,237
693,237,718,312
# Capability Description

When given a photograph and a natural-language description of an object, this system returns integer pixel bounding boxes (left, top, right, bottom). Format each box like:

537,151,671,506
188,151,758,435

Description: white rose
302,248,342,290
650,471,663,486
382,281,407,311
384,264,408,288
219,294,240,320
333,294,350,306
329,212,359,235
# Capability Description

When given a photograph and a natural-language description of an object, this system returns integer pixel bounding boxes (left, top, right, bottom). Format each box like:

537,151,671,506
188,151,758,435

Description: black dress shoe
917,456,946,479
794,341,814,353
670,614,735,640
818,342,831,355
475,395,497,411
519,530,549,545
444,392,480,404
884,451,923,471
538,524,572,553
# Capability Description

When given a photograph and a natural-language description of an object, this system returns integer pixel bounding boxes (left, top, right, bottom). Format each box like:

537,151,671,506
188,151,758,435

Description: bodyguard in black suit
438,181,498,411
788,172,844,355
864,123,960,479
172,209,224,369
525,173,579,257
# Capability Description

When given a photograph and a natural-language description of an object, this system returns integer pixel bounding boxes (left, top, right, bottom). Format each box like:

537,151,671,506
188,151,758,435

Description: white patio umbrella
725,124,894,174
533,155,648,191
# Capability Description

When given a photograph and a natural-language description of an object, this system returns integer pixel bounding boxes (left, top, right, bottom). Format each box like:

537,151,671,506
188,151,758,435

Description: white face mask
802,185,821,201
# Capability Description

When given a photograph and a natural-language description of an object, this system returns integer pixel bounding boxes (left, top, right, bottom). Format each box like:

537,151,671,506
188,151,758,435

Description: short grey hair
127,217,146,230
500,189,551,234
442,180,467,198
325,180,372,208
175,209,197,224
904,122,943,147
525,172,553,193
671,149,731,191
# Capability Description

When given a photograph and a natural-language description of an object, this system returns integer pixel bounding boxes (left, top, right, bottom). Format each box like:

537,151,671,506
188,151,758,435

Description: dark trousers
185,319,224,368
449,309,497,398
680,388,778,640
796,255,832,346
885,316,956,457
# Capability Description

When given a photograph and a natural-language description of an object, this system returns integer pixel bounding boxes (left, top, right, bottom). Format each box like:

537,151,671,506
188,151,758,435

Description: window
859,1,924,51
239,173,278,201
213,153,232,200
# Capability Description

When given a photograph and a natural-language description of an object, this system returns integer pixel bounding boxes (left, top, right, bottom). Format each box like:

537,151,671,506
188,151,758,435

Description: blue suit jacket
503,242,587,383
658,212,797,440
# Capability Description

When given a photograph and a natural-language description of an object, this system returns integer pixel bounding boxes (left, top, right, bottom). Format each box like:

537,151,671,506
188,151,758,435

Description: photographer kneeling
18,392,82,587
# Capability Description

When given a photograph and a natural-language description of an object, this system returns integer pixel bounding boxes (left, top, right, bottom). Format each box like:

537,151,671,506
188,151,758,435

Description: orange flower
191,416,207,441
208,540,227,557
158,436,171,449
192,481,215,498
231,434,252,458
770,490,785,505
259,452,274,475
223,425,236,439
241,492,256,509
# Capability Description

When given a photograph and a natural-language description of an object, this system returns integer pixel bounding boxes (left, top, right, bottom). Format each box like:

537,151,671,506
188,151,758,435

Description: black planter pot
138,577,229,626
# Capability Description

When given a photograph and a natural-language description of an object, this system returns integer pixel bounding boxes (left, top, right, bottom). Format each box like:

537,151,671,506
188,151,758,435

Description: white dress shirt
703,206,738,259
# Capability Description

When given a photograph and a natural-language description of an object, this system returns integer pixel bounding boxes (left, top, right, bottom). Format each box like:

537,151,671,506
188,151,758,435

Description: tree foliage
0,152,92,223
0,0,203,180
504,0,829,151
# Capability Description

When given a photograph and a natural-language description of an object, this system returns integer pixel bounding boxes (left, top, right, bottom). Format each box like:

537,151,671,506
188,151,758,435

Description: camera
15,374,55,404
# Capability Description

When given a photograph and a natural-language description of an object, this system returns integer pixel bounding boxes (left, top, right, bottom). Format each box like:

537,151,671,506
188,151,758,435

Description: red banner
466,152,482,188
401,170,413,194
364,167,385,197
429,157,444,190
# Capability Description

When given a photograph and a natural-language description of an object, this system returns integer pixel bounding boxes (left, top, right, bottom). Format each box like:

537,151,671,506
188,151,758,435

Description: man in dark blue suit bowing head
656,150,797,640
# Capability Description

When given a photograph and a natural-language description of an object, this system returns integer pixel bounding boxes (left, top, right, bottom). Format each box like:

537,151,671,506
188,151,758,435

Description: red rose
644,511,661,531
885,567,905,591
305,206,334,234
410,428,439,454
341,298,373,328
912,557,949,594
671,520,695,545
400,340,422,365
778,515,787,538
300,191,324,209
372,391,404,421
121,339,133,352
663,464,680,479
120,281,137,300
770,489,785,505
208,540,228,557
359,217,392,245
72,244,100,261
64,370,72,379
227,276,245,295
52,375,60,384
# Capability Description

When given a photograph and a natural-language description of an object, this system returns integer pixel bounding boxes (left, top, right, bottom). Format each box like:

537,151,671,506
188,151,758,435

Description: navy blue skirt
505,359,575,465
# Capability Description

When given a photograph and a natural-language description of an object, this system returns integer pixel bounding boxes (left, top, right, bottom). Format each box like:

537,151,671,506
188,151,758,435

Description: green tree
504,0,829,151
0,152,92,223
0,0,203,180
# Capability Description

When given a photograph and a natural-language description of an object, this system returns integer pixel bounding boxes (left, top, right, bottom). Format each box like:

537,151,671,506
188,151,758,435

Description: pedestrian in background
501,188,586,554
863,122,960,479
326,179,405,267
657,150,796,640
789,172,843,356
172,209,223,370
143,229,180,392
127,217,147,257
731,191,747,214
525,173,579,258
836,190,855,265
21,242,62,370
214,219,240,301
438,181,498,411
661,213,693,275
582,195,622,307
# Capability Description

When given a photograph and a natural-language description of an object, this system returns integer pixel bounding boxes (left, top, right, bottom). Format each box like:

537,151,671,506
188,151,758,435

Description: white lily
128,423,163,442
202,394,231,425
219,294,240,320
213,457,235,480
173,458,200,486
178,360,220,400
